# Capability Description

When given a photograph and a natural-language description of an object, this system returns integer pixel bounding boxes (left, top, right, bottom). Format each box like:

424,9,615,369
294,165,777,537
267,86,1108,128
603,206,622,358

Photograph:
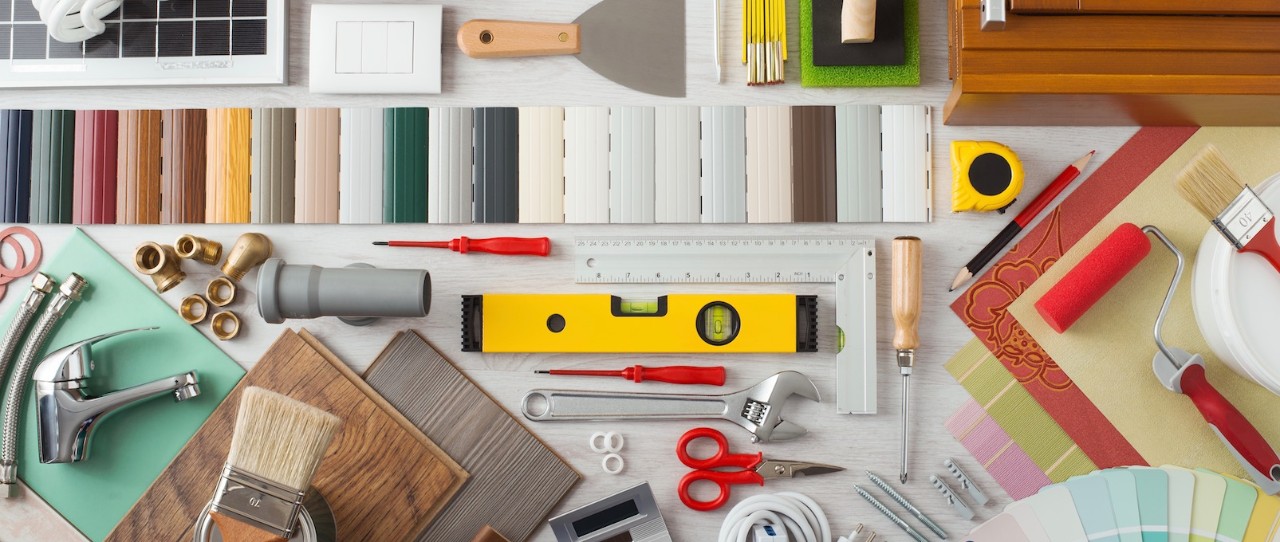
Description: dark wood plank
108,329,466,542
363,331,580,542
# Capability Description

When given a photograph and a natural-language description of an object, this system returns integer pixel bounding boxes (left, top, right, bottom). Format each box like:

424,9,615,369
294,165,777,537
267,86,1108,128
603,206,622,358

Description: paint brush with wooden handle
892,236,923,484
208,387,341,542
1176,144,1280,274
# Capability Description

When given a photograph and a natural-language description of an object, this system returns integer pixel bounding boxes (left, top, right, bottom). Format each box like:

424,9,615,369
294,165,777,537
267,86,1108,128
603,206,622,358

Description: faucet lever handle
32,327,160,383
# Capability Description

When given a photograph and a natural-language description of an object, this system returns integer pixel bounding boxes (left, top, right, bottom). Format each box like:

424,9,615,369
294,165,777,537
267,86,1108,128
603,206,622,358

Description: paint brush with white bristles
1176,144,1280,273
209,387,342,542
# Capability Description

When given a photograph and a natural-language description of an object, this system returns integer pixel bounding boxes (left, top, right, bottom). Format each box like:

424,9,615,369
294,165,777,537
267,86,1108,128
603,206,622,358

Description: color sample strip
654,105,700,223
72,110,118,224
473,107,518,224
1179,467,1225,542
564,106,609,224
609,106,656,224
700,106,747,223
0,110,33,223
427,107,472,224
115,110,161,224
205,108,251,223
881,104,931,222
29,110,74,224
1098,470,1143,542
1028,486,1090,542
967,513,1032,541
517,106,565,223
835,105,882,222
1128,467,1170,542
946,340,1098,484
1213,472,1257,542
1005,500,1055,542
1162,466,1195,542
946,398,1052,500
339,108,384,224
790,105,836,222
295,108,340,224
745,105,792,223
1063,474,1120,542
1244,490,1280,542
250,108,296,224
384,107,428,223
160,109,206,224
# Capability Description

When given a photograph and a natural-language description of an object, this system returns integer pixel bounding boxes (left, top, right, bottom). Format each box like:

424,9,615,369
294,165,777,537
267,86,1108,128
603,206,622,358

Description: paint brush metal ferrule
1213,186,1274,250
210,464,305,537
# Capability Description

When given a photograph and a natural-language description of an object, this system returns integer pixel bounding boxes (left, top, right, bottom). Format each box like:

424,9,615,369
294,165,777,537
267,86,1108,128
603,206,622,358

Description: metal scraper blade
575,0,686,97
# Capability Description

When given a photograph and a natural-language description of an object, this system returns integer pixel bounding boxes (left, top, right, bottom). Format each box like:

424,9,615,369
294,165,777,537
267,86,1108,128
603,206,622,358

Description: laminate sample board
109,329,467,542
364,331,580,542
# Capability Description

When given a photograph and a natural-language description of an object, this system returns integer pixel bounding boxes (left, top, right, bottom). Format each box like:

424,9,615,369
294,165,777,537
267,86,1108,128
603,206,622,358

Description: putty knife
457,0,686,97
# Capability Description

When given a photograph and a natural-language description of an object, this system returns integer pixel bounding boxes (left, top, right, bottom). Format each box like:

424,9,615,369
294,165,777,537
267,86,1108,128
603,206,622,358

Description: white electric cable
34,0,126,43
717,492,831,542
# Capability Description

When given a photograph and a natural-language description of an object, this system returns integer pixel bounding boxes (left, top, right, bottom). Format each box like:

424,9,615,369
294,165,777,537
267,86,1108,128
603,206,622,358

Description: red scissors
676,427,843,511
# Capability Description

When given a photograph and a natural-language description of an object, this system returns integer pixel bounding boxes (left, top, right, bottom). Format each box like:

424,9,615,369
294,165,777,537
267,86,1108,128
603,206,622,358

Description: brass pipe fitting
134,242,185,293
211,311,240,341
174,235,222,266
221,233,272,282
206,277,235,307
180,294,209,324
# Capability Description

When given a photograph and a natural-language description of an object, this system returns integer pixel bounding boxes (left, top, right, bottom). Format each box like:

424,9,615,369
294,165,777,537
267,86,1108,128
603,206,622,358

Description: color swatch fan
0,0,286,88
967,466,1280,542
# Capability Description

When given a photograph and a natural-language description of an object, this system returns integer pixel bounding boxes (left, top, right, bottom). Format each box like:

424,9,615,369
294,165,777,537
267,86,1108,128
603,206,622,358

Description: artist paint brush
951,151,1095,292
1176,144,1280,274
372,236,551,256
535,365,726,385
208,387,341,542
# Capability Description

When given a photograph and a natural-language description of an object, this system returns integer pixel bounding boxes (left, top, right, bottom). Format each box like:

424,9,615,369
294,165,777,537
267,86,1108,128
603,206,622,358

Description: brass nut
206,277,236,307
221,233,272,282
180,294,209,324
174,234,223,266
211,311,241,341
134,242,185,293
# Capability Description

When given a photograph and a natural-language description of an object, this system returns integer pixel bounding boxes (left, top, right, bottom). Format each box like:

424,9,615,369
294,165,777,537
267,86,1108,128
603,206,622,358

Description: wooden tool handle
209,511,289,542
892,237,923,350
841,0,876,43
457,20,581,58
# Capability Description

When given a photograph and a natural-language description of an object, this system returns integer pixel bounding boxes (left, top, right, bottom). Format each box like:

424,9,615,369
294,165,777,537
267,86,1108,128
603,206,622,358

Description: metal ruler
574,236,878,414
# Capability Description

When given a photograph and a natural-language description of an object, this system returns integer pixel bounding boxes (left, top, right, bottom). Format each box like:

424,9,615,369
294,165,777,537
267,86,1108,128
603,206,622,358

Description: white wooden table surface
0,1,1140,540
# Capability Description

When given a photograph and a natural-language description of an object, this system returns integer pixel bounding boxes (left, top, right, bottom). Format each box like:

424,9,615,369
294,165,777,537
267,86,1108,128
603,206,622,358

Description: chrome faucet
32,328,201,464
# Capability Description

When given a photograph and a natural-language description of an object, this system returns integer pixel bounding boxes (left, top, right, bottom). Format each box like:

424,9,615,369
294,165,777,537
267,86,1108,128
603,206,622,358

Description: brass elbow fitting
135,242,185,293
221,233,272,282
174,235,222,266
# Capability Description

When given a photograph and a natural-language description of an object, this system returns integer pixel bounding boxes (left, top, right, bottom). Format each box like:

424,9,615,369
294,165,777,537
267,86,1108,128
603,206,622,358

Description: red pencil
950,151,1095,292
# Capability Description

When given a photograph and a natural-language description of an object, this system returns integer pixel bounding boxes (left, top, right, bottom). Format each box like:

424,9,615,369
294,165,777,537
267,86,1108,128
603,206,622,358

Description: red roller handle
452,236,551,256
1241,220,1280,274
1180,364,1280,485
624,365,726,385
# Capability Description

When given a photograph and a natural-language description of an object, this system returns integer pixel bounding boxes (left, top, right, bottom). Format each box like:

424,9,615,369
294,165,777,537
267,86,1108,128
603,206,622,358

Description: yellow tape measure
461,293,818,353
951,141,1025,213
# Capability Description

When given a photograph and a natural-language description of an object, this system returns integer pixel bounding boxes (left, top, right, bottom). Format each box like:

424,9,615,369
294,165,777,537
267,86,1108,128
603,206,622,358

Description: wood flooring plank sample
364,331,580,542
109,329,466,542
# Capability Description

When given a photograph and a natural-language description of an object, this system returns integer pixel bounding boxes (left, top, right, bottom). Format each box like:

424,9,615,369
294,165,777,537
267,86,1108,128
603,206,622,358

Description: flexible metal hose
0,274,86,494
0,275,53,399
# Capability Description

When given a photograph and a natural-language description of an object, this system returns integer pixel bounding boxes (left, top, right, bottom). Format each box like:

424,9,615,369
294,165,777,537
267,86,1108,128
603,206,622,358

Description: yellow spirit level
461,293,818,353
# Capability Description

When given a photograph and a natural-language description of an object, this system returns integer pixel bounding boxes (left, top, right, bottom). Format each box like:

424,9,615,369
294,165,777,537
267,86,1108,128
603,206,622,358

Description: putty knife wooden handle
458,20,582,58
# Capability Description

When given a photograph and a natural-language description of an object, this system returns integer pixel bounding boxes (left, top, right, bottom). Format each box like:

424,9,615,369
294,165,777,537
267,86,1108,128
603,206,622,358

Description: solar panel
0,0,284,87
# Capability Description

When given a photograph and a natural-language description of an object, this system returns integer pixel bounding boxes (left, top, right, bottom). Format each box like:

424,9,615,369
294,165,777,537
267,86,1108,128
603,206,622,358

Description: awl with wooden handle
892,236,922,484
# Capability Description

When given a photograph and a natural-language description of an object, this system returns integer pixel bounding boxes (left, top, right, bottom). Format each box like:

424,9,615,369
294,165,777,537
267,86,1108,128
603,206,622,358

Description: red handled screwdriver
534,365,726,386
372,236,551,256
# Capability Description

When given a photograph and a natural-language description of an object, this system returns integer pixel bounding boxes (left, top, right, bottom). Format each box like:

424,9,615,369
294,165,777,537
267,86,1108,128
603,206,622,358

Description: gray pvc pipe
256,259,431,325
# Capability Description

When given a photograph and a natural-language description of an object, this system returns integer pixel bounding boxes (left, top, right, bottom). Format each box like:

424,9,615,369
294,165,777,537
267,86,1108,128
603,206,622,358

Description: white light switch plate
310,4,442,94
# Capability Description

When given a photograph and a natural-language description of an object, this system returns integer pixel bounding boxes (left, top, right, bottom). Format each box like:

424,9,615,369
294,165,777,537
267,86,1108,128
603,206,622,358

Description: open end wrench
520,371,820,443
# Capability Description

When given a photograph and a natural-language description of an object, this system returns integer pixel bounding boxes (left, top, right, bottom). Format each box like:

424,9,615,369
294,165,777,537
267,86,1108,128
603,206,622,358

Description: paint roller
1034,222,1280,495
